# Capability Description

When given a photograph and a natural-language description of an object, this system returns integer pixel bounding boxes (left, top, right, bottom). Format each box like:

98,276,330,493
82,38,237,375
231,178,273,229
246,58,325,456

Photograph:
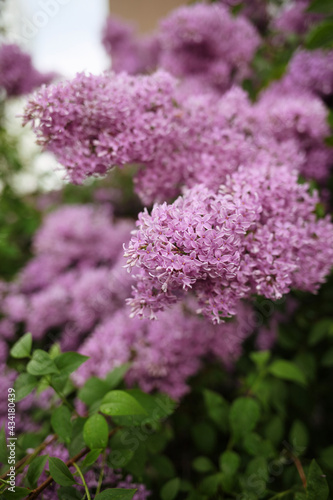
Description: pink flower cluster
102,16,160,75
158,3,260,94
271,0,323,37
125,165,333,323
0,43,54,97
0,203,259,399
0,205,134,345
74,302,254,399
23,70,177,185
24,69,331,203
255,49,333,183
102,4,260,95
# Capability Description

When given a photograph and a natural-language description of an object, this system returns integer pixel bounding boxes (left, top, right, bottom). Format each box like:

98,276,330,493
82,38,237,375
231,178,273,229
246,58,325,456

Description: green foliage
26,455,48,489
48,457,76,487
268,360,307,386
51,406,72,443
306,460,329,499
94,490,137,500
83,414,109,450
229,397,261,441
100,390,147,417
305,21,333,49
9,333,32,359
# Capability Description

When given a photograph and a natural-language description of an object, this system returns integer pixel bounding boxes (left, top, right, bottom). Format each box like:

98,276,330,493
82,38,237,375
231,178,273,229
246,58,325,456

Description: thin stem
95,450,106,495
292,455,307,489
73,462,91,500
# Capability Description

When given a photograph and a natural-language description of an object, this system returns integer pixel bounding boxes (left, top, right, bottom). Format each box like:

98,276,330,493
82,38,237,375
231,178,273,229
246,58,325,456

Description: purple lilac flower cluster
102,15,160,75
0,43,54,97
158,3,260,94
23,70,177,185
24,71,330,203
125,165,333,323
254,49,333,183
0,200,261,400
102,4,260,96
74,301,254,399
271,0,323,37
0,205,134,345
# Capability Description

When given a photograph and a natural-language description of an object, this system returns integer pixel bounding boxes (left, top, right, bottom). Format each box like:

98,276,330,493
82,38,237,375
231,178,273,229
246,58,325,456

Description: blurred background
3,0,184,77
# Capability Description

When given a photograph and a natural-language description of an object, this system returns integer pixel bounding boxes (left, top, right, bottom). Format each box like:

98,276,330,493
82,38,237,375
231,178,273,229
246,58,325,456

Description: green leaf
289,420,308,455
54,352,89,376
112,390,175,427
94,489,137,500
27,350,59,376
68,418,86,457
321,348,333,367
10,333,32,359
48,457,76,487
309,319,333,345
3,487,31,499
306,21,333,49
199,473,223,496
268,360,306,386
264,416,284,446
203,389,229,432
105,363,132,389
123,443,147,477
242,433,274,458
250,351,271,369
320,446,333,470
83,414,109,450
57,486,82,499
230,397,260,441
14,373,38,401
81,449,103,468
26,454,48,489
192,422,217,454
306,460,329,500
49,343,61,359
51,406,72,443
78,377,110,406
108,449,135,469
219,450,240,476
100,390,147,417
160,478,181,500
152,455,176,479
192,456,215,473
307,0,333,15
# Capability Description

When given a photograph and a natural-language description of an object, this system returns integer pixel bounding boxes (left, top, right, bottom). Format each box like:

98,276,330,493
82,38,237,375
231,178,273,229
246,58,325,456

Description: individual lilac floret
126,165,333,323
0,43,54,97
159,3,260,94
74,302,254,399
102,16,160,74
23,70,177,184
